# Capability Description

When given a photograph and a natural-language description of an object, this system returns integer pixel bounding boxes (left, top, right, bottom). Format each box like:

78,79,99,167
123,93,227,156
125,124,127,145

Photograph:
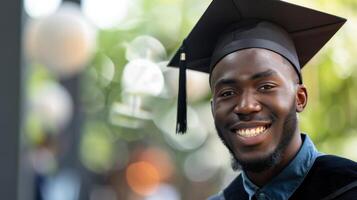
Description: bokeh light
80,122,115,173
183,144,224,182
126,161,160,196
154,106,208,151
137,147,174,181
30,2,96,78
91,54,115,87
125,35,167,63
30,147,57,175
145,184,180,200
24,0,62,18
29,81,73,131
122,59,164,96
331,18,357,79
164,68,210,102
81,0,129,29
146,3,182,47
194,103,217,134
42,170,80,200
109,101,151,129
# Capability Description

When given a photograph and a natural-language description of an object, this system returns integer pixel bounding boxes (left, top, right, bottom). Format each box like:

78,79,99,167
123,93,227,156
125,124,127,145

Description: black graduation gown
221,155,357,200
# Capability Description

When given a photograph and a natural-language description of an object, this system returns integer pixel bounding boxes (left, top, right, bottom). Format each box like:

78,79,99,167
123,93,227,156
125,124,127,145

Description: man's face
210,48,305,172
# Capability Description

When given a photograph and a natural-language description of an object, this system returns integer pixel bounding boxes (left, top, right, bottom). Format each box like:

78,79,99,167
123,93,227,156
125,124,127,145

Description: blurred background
2,0,357,199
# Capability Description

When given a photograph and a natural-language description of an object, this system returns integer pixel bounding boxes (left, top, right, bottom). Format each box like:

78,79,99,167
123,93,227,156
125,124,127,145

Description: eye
258,84,276,91
220,90,235,97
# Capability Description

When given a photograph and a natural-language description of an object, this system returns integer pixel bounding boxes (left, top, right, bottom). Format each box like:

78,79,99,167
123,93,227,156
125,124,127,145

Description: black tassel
176,41,187,134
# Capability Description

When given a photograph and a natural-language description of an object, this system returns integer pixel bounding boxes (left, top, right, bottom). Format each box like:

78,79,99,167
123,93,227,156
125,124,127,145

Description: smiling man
211,48,304,180
168,0,357,199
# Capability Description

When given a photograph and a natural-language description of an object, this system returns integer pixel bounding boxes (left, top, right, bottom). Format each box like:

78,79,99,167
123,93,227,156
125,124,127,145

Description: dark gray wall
0,0,23,199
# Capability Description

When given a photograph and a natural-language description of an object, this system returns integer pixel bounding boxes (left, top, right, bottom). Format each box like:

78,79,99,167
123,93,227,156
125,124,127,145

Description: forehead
210,48,295,86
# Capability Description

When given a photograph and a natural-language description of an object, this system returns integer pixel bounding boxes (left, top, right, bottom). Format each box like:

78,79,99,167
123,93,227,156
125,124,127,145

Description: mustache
232,112,278,124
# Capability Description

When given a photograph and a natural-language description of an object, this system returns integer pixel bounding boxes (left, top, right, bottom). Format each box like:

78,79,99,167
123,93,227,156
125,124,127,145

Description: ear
210,99,214,115
296,84,308,112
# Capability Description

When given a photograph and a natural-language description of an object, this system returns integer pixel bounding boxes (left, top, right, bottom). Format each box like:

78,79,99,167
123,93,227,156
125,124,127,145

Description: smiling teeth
236,126,267,137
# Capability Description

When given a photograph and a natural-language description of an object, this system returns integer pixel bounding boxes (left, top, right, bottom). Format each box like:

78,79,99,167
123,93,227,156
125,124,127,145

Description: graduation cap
168,0,346,134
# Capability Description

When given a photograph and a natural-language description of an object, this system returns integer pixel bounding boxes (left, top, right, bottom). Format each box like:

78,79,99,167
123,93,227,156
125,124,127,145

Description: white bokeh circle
24,0,62,18
126,35,167,63
153,106,208,151
81,0,129,29
145,184,180,200
122,59,164,96
183,147,221,182
30,82,73,131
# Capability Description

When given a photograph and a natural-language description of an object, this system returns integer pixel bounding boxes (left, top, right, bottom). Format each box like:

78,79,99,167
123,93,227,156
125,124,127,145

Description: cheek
212,100,235,121
264,90,296,115
278,92,296,114
212,105,232,135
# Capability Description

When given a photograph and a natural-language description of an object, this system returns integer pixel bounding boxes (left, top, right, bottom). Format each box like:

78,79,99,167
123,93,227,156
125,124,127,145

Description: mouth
231,123,271,138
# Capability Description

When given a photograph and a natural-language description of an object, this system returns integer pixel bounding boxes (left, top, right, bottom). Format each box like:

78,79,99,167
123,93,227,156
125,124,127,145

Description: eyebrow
213,78,237,88
213,69,278,88
250,69,277,80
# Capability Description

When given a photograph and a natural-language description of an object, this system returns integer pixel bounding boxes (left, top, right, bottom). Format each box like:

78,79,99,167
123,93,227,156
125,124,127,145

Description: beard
216,105,298,173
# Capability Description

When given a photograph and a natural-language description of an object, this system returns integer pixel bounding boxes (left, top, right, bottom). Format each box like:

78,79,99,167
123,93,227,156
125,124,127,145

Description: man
168,0,357,199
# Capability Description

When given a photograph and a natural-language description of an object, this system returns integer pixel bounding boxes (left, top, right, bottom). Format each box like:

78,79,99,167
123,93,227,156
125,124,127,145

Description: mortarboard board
168,0,346,134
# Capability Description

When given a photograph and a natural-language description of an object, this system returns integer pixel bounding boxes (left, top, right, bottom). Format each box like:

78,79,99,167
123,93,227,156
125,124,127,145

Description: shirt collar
242,134,321,200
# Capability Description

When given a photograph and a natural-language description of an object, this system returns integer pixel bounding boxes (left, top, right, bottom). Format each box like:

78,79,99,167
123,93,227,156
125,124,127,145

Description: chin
232,148,282,172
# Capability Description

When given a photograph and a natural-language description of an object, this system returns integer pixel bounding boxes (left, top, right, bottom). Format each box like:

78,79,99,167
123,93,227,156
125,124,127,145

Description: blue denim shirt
241,134,321,200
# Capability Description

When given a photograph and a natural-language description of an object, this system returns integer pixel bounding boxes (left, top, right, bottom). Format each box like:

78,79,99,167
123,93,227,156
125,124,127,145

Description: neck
245,131,302,187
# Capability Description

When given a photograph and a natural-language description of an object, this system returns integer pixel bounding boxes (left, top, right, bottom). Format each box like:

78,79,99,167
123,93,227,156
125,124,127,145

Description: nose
233,90,262,115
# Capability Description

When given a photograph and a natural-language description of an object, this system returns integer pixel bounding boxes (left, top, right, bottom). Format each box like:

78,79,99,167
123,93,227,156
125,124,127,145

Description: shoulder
312,155,357,182
207,192,225,200
322,182,357,200
224,174,249,200
291,154,357,199
315,154,357,169
207,174,249,200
